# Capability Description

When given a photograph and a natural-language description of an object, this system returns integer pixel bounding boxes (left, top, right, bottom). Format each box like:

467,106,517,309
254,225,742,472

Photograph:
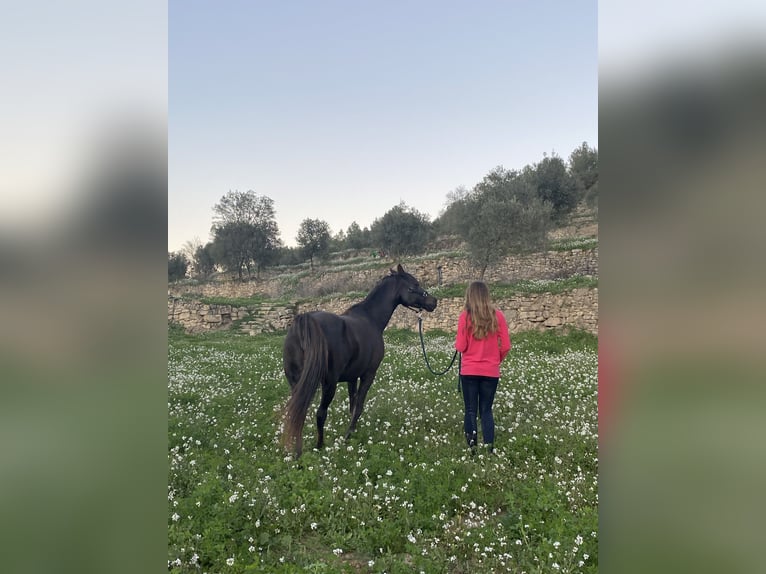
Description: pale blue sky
169,1,598,250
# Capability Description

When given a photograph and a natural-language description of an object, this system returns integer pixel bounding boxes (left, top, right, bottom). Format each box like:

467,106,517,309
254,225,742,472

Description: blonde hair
464,281,498,339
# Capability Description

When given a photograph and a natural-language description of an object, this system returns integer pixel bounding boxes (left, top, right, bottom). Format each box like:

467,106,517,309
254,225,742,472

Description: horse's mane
343,272,397,315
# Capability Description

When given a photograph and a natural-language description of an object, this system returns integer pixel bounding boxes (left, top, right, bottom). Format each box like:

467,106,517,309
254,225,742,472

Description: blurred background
0,2,166,574
600,1,766,573
1,1,765,573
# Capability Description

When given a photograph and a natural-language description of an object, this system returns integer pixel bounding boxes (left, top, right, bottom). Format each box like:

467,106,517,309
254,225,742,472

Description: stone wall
168,247,598,301
303,288,598,335
168,244,598,335
167,298,252,333
169,287,597,335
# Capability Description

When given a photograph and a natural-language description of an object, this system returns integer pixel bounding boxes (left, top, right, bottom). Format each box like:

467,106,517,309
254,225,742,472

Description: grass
430,276,598,299
548,238,598,252
168,327,597,573
196,295,295,308
175,276,597,312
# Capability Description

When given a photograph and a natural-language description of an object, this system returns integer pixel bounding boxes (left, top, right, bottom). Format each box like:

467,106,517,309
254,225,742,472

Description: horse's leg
347,379,358,417
316,380,337,450
344,372,375,440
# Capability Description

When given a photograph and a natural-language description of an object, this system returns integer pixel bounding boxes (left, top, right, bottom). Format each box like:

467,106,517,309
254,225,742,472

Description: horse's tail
283,313,328,454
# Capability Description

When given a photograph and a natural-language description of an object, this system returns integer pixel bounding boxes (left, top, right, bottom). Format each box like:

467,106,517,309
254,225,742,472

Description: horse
282,264,437,457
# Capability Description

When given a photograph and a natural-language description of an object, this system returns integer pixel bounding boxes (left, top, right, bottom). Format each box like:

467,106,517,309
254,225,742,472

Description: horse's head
390,264,437,312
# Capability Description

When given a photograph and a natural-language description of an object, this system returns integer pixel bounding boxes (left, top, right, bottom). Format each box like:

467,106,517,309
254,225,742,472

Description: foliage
210,223,256,279
328,229,346,253
168,251,189,282
297,219,332,270
429,275,598,299
568,142,598,212
434,186,471,236
193,242,217,278
344,222,373,250
168,327,597,573
525,153,579,222
168,321,187,338
174,144,597,270
211,191,282,279
181,238,203,275
549,237,598,252
459,167,551,278
370,202,432,258
568,143,598,194
511,327,598,353
196,294,292,308
274,246,305,267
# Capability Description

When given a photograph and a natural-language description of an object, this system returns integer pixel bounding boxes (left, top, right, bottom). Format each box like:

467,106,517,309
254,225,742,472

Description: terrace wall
168,287,597,335
167,248,598,301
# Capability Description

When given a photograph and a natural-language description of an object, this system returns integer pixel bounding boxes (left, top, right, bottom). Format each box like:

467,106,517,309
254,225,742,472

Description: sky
1,2,166,233
599,0,766,79
170,1,599,251
4,2,764,253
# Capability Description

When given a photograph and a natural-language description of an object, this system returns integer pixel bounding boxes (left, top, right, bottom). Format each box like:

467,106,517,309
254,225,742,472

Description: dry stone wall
300,288,598,335
168,245,598,335
167,298,251,333
168,247,598,301
169,287,597,335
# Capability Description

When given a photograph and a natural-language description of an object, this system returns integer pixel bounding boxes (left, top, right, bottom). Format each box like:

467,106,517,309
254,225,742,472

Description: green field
168,326,598,573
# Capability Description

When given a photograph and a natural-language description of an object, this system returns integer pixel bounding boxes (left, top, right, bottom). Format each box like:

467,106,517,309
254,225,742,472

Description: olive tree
296,218,331,269
460,167,552,278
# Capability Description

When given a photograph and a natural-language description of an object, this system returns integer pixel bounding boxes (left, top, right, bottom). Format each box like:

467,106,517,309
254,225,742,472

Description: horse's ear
397,263,405,274
389,267,396,276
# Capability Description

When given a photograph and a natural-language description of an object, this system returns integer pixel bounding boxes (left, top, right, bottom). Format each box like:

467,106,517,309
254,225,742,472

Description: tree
193,242,217,278
329,229,346,253
568,142,598,211
275,246,303,267
181,237,202,270
460,167,552,278
345,222,372,250
210,222,252,279
180,237,202,277
370,202,432,259
526,153,578,221
296,218,331,270
210,190,282,279
434,185,470,236
168,251,189,282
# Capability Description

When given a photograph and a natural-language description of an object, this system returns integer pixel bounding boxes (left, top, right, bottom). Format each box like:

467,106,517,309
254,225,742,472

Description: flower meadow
168,325,598,573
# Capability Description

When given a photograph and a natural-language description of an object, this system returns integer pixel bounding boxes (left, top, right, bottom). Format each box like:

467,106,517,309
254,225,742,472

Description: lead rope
416,314,461,391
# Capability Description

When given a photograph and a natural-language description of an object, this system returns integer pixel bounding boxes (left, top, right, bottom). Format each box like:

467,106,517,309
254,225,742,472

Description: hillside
168,207,598,336
172,205,596,296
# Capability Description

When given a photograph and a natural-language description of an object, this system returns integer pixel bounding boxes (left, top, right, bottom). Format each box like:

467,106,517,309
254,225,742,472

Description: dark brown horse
282,264,437,456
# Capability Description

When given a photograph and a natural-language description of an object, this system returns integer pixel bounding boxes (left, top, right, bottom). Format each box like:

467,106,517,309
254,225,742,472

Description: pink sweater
454,309,511,378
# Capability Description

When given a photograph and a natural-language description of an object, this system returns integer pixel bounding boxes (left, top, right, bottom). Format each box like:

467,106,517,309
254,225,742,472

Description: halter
401,285,431,312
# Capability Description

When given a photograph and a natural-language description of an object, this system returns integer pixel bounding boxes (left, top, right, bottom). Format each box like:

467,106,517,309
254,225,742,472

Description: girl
454,281,511,453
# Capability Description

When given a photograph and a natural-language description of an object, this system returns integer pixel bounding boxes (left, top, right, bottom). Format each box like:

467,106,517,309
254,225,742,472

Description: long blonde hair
464,281,498,339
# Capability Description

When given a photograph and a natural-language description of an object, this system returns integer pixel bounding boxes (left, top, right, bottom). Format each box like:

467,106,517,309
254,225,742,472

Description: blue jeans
460,375,498,446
